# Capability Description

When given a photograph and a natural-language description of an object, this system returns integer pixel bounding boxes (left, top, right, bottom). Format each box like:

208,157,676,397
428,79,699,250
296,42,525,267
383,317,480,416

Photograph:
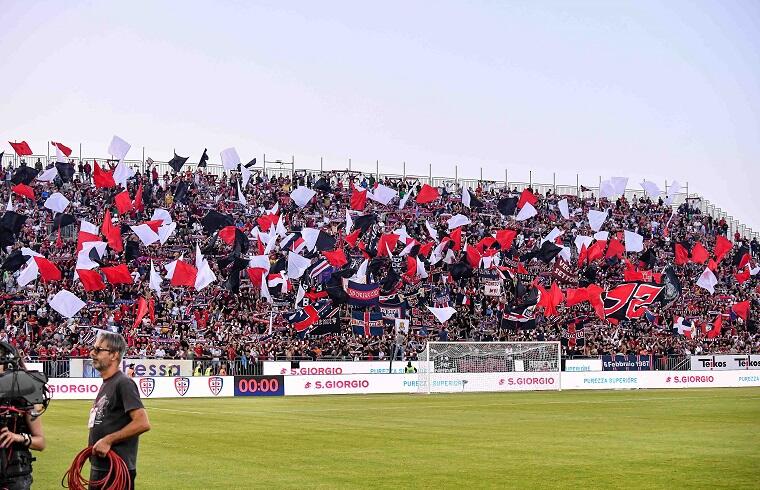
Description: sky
2,1,759,229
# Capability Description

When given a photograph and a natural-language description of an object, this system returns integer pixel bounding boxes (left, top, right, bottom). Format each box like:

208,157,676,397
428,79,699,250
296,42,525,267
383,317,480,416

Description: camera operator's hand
92,436,112,457
0,427,23,448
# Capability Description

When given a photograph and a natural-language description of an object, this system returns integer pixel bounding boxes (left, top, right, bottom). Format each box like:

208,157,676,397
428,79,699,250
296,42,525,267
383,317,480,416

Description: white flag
367,184,397,205
220,147,241,171
290,186,316,208
287,252,312,279
300,228,320,251
587,209,607,232
157,222,176,245
461,187,472,208
6,195,13,212
113,159,134,188
624,230,644,253
574,235,593,252
640,180,661,198
37,167,58,182
295,283,306,307
665,180,681,206
238,181,247,206
130,224,160,246
425,220,438,241
107,135,131,161
151,209,173,225
398,192,411,210
557,198,570,219
447,214,471,230
149,260,162,295
44,193,70,213
696,268,718,294
515,202,537,221
610,176,628,195
48,290,86,318
426,306,457,324
17,259,38,287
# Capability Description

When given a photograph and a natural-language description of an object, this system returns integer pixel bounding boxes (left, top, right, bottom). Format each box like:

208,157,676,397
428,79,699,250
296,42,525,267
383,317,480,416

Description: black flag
168,152,189,173
497,197,518,216
198,149,209,168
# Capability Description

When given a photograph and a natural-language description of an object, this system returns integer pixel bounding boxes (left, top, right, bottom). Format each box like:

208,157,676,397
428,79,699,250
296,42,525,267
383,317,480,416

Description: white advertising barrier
47,376,235,400
564,359,603,372
561,370,760,390
690,355,760,371
70,359,194,378
284,372,561,396
263,360,424,376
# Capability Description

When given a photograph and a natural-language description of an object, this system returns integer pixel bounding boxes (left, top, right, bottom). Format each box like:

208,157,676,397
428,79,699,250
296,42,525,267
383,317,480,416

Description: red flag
171,261,198,287
466,247,482,268
714,235,732,263
246,267,265,288
674,243,689,265
133,183,144,212
76,231,100,253
419,242,434,258
11,183,34,200
537,282,563,317
101,210,123,252
77,269,105,291
605,238,625,259
735,268,751,284
148,297,155,324
404,255,417,277
448,228,462,252
586,284,605,320
376,233,400,257
257,214,279,231
114,190,134,214
101,264,133,284
323,249,348,267
218,226,237,245
578,243,588,266
706,315,723,339
133,297,148,328
587,240,605,263
565,287,589,307
517,188,538,209
350,187,367,211
93,162,116,188
732,301,750,321
51,141,72,157
345,229,361,248
707,259,718,272
9,141,32,156
495,229,517,250
738,252,752,270
415,184,439,204
690,242,709,264
33,257,61,282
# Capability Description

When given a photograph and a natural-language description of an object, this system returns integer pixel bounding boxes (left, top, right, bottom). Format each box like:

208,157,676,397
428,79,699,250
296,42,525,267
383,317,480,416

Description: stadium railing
2,151,755,240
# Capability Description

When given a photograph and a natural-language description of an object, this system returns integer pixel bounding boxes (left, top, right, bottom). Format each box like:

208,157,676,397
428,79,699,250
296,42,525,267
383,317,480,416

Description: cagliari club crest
138,378,155,397
174,377,190,396
208,376,223,396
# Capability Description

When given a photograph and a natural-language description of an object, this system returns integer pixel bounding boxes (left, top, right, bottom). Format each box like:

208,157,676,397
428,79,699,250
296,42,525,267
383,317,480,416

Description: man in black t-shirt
88,332,151,489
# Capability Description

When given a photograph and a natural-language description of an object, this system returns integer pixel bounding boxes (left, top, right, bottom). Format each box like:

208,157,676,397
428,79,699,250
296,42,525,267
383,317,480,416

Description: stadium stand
0,144,758,378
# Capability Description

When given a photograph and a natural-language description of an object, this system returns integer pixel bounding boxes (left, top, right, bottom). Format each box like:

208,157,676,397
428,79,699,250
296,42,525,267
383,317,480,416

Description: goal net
417,341,561,393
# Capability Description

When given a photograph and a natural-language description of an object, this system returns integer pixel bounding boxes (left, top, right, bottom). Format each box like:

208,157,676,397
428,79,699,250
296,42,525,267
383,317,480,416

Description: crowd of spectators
1,155,758,374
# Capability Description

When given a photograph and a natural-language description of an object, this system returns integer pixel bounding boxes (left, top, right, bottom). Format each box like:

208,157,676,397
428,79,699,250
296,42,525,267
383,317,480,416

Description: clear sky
2,1,759,229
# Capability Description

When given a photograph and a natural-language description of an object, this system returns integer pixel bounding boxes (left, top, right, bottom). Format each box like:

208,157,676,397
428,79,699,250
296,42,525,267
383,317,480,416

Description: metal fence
1,150,757,240
32,355,703,377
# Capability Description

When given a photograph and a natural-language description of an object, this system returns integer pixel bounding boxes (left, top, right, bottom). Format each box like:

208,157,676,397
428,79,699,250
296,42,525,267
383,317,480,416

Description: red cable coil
62,446,132,490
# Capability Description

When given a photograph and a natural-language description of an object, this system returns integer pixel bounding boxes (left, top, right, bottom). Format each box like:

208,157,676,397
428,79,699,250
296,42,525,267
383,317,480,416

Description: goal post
418,341,561,394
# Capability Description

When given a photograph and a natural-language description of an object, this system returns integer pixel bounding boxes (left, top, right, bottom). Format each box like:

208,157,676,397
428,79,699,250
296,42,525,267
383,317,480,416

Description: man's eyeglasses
90,347,113,354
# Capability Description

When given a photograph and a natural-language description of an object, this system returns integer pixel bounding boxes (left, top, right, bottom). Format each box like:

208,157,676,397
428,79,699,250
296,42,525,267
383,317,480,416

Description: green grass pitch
33,388,760,489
